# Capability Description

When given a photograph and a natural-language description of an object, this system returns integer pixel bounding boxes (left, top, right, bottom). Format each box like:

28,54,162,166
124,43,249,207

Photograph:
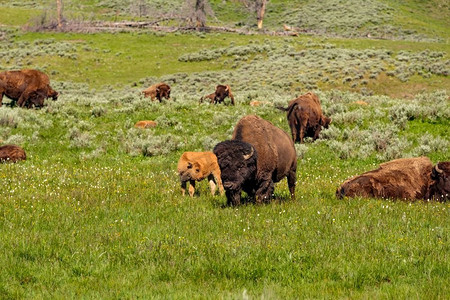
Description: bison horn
243,147,254,160
434,163,443,174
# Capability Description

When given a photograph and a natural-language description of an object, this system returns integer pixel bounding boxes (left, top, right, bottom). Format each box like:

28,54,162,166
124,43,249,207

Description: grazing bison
0,144,26,163
0,69,58,108
214,115,297,205
213,85,235,105
177,151,224,197
336,157,450,201
277,92,331,143
142,82,171,102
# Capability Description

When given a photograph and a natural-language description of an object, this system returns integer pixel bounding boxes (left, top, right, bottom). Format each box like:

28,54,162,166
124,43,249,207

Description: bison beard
213,140,257,206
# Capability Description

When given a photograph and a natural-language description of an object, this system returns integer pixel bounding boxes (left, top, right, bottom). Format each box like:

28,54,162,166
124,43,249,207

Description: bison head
214,85,230,104
156,84,171,101
320,116,331,128
431,162,450,201
213,140,257,206
179,161,203,182
48,87,58,101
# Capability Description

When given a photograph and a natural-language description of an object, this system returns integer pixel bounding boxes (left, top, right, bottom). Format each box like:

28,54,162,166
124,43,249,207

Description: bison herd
0,69,448,203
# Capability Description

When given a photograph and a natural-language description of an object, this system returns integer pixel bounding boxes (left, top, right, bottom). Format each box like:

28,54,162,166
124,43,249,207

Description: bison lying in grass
0,144,26,163
177,151,224,197
278,92,331,143
214,115,297,205
336,157,449,201
0,69,58,108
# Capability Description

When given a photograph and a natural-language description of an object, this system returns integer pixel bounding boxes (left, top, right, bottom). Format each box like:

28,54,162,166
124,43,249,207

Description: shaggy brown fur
177,151,224,197
0,144,26,163
213,85,235,105
0,69,58,108
220,115,297,204
336,157,450,201
142,82,171,102
278,92,331,143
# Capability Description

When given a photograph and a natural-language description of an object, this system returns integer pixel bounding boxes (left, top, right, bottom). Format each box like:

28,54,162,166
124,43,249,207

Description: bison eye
195,169,200,173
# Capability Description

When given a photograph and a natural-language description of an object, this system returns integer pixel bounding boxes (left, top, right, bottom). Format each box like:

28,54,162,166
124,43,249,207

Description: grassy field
0,1,449,298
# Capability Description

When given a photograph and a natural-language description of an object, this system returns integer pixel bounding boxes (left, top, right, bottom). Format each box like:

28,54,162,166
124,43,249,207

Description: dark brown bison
0,69,58,108
277,92,331,143
214,115,297,205
336,157,450,201
0,144,26,163
213,85,235,105
142,82,171,102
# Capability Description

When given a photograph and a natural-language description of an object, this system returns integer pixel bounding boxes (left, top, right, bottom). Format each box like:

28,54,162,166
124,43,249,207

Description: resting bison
214,115,297,205
0,144,26,163
213,85,235,105
0,69,58,108
336,157,450,201
134,120,157,128
177,151,224,197
277,92,331,143
142,82,171,102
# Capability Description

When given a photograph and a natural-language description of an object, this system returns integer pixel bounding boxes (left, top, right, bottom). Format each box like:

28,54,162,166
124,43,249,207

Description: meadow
0,0,449,298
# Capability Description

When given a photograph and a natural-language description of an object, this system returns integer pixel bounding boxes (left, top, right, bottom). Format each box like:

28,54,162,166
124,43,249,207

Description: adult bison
277,92,331,143
177,151,224,197
336,157,450,201
213,85,235,105
214,115,297,205
142,82,171,102
0,69,58,108
0,144,26,163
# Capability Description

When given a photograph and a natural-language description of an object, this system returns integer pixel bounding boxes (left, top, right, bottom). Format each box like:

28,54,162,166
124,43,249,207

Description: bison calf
0,144,26,163
177,151,224,197
336,157,449,201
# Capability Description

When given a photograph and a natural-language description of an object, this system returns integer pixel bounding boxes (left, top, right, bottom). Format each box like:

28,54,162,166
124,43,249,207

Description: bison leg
180,180,187,196
228,93,235,105
211,170,224,196
226,190,241,206
255,178,274,203
287,168,296,201
188,180,196,197
208,174,217,196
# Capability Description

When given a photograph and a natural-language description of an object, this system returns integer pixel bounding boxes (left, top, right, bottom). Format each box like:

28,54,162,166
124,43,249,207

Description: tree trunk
256,0,266,29
56,0,63,29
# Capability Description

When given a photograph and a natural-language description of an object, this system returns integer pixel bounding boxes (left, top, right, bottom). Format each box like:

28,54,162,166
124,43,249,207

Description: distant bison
213,85,235,105
0,69,58,108
277,92,331,143
134,120,157,128
336,157,450,201
142,82,171,102
177,151,224,197
214,115,297,205
0,144,26,163
199,92,216,104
